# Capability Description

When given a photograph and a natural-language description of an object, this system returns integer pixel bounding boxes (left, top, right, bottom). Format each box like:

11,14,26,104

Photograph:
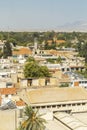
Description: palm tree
19,105,46,130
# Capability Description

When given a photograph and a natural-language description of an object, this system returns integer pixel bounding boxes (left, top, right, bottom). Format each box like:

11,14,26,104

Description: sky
0,0,87,31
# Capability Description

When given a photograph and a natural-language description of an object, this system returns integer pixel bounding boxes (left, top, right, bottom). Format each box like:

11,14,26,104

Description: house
47,39,66,46
0,58,13,69
13,47,32,60
0,87,26,109
0,40,5,49
71,79,87,88
0,87,17,96
0,107,25,130
55,40,66,45
64,71,87,88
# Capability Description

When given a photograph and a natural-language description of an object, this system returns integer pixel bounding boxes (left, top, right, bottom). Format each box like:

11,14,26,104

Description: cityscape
0,0,87,130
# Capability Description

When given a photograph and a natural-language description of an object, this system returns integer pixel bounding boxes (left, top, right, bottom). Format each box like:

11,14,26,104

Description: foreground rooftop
26,87,87,104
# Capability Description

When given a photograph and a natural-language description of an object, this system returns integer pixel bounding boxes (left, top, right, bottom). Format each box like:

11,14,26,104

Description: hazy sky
0,0,87,31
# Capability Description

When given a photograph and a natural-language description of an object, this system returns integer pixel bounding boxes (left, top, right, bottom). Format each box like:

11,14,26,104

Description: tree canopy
19,106,46,130
26,56,35,63
77,42,87,63
0,31,87,49
24,61,51,78
3,41,12,58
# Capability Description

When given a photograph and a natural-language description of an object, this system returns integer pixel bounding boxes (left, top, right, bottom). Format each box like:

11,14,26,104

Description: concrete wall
20,79,27,88
39,78,45,87
0,109,24,130
32,79,39,86
20,77,58,88
0,110,16,130
53,70,62,78
11,73,18,83
0,82,6,88
50,78,57,86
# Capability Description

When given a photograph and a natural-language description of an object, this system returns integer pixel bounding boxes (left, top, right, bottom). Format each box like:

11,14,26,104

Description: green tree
3,41,12,58
46,58,55,63
0,34,3,41
59,83,69,87
44,43,56,50
77,42,82,52
24,62,51,78
8,38,17,46
19,106,46,130
40,66,51,77
82,43,87,63
26,56,35,63
56,56,62,63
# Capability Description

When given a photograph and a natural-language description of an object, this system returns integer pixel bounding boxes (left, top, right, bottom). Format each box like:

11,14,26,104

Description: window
6,82,12,87
82,103,86,105
47,106,51,108
52,105,56,108
42,106,45,108
85,81,87,83
57,105,61,108
79,81,81,84
77,103,80,106
62,68,65,72
62,104,66,107
36,106,40,109
67,68,69,71
5,95,8,97
67,104,71,106
72,104,75,106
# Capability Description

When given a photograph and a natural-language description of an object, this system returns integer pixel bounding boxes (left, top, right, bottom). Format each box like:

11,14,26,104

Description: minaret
34,38,38,50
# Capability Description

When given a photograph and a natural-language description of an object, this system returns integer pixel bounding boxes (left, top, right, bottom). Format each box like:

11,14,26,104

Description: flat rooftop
26,87,87,104
46,119,70,130
54,112,87,130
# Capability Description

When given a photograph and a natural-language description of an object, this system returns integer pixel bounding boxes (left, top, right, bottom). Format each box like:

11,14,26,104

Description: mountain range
56,21,87,32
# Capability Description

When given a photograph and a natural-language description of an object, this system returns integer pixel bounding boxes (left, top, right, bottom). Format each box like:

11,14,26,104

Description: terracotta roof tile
13,47,32,55
47,40,66,44
0,88,17,95
16,100,25,106
47,40,52,43
56,40,65,43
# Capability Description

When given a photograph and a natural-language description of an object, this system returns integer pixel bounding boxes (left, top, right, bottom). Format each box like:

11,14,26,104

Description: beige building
20,77,58,88
20,87,87,113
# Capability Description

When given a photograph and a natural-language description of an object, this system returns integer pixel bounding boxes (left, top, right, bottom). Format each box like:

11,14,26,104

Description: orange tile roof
47,40,53,43
56,40,66,44
16,100,26,106
13,47,32,55
47,40,53,45
0,88,17,95
47,40,66,45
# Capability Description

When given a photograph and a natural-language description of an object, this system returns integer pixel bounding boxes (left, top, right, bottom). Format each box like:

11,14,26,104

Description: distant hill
56,21,87,32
